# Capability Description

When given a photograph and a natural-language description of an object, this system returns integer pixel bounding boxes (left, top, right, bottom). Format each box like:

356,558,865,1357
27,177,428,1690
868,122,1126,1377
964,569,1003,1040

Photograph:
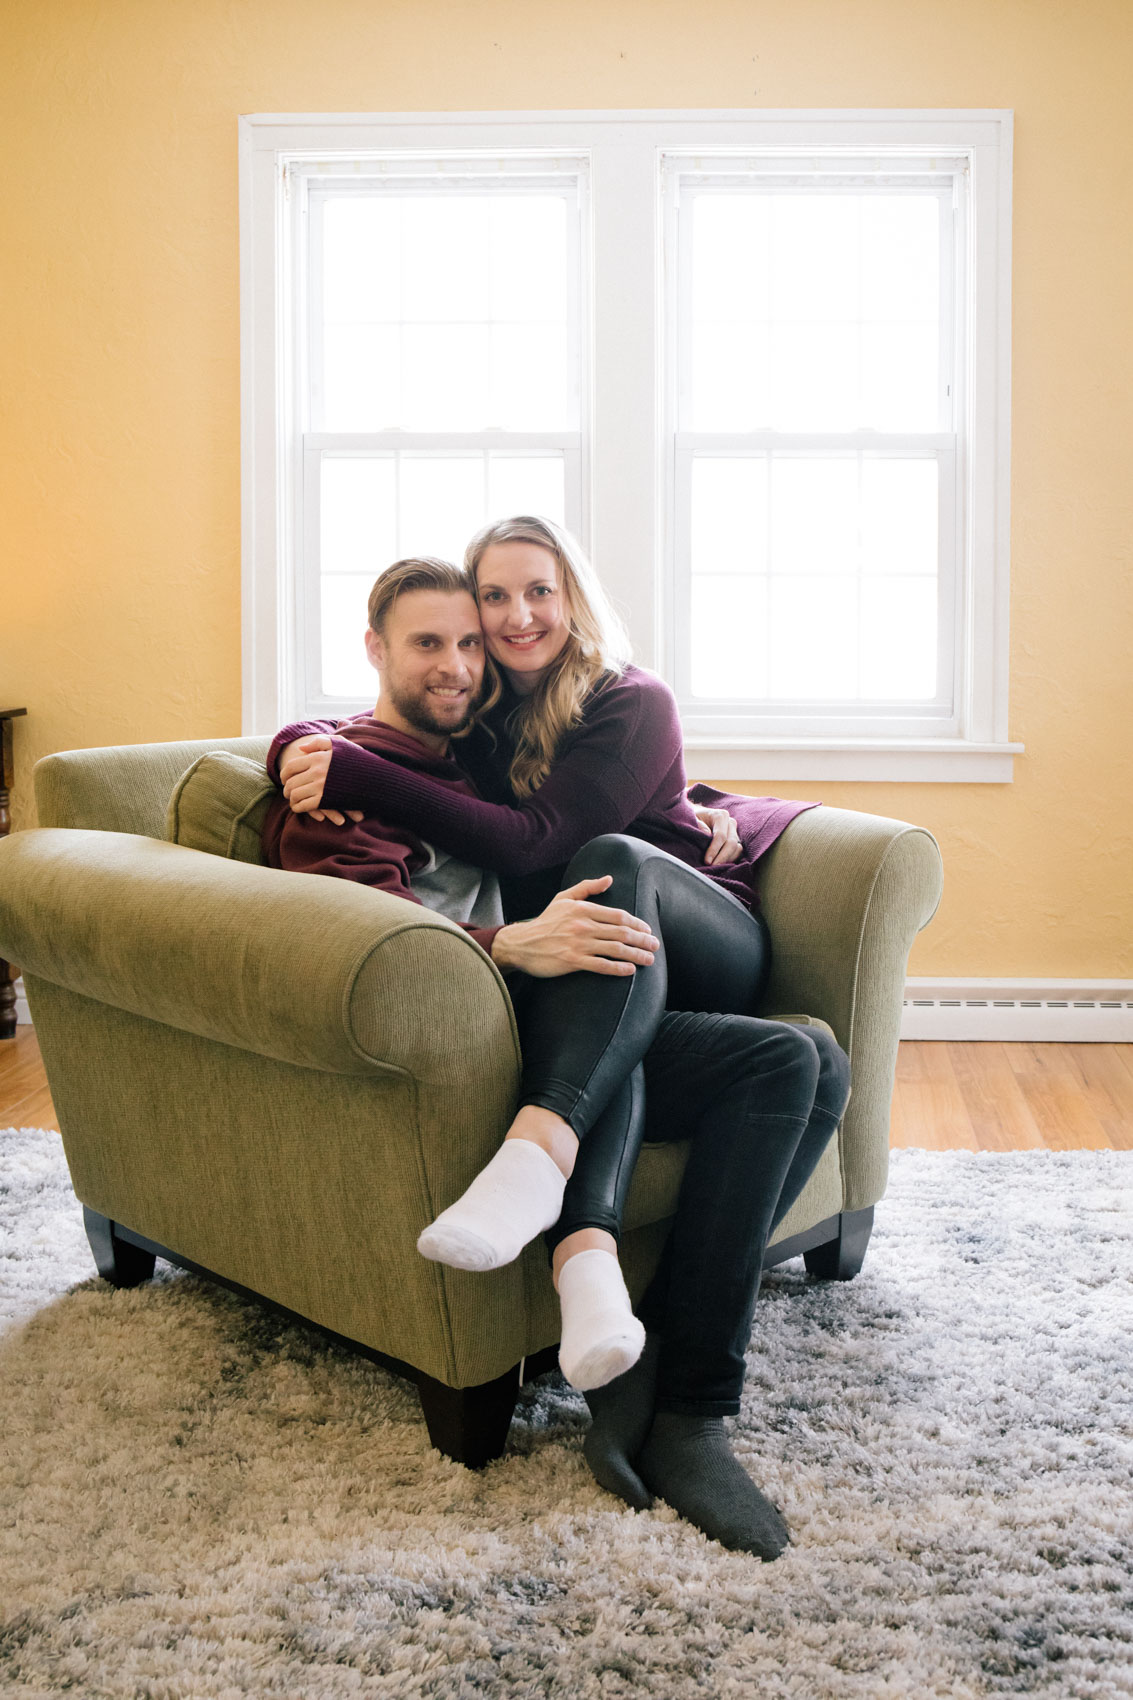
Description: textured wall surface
2,0,1131,976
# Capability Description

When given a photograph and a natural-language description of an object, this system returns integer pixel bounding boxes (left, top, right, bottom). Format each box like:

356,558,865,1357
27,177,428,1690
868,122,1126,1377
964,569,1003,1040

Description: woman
273,517,850,1557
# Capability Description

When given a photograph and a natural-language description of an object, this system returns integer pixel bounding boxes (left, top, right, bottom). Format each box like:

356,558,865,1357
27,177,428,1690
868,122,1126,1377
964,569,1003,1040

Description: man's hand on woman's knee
491,875,659,978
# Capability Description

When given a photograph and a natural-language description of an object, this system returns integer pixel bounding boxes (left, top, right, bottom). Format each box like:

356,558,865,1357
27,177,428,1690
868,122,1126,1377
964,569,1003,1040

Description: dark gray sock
582,1332,660,1511
637,1412,790,1560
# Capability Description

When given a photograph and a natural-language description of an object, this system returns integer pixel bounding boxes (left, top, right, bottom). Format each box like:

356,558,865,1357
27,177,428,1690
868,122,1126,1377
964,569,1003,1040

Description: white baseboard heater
902,980,1133,1042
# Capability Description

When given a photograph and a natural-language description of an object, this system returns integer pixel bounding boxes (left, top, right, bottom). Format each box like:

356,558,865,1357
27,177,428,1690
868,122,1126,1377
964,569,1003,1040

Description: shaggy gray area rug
1,1131,1131,1700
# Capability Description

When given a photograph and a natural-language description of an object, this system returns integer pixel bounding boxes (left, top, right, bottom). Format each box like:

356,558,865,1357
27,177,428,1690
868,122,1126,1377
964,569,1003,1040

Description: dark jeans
638,1012,850,1416
509,833,851,1415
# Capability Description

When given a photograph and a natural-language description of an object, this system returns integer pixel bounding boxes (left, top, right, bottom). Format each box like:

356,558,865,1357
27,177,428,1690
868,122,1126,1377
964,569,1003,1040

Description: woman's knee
563,833,651,891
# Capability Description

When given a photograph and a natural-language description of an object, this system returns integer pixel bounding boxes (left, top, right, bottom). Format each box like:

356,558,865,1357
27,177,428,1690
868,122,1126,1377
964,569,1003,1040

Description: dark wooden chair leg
416,1363,521,1468
0,963,16,1041
803,1206,875,1280
83,1207,157,1288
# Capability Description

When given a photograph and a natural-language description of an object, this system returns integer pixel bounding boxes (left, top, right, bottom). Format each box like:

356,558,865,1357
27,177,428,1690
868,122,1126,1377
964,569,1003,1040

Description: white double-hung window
241,110,1016,779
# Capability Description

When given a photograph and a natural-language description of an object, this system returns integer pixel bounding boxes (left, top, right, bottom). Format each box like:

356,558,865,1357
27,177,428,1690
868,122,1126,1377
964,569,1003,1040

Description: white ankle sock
416,1138,567,1272
557,1248,646,1392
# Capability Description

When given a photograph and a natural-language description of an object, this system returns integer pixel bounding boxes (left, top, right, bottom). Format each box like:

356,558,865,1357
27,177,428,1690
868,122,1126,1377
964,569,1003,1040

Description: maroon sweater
262,719,503,955
268,666,818,913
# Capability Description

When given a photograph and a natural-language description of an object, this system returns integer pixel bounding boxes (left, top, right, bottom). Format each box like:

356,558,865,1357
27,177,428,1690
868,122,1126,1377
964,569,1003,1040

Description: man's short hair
367,558,475,636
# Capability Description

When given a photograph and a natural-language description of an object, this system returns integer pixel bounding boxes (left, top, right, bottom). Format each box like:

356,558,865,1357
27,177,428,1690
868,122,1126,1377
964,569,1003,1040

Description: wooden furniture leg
802,1206,875,1280
415,1365,522,1469
83,1207,158,1287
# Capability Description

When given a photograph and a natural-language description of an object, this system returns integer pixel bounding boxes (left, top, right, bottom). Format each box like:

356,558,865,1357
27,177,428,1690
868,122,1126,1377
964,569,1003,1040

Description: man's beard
386,679,475,741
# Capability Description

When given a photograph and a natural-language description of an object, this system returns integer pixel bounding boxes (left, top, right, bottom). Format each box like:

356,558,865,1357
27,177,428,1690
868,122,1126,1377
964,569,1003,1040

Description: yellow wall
3,0,1131,976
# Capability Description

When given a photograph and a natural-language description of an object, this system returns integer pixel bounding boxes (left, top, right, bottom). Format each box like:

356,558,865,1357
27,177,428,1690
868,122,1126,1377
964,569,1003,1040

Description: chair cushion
165,752,275,864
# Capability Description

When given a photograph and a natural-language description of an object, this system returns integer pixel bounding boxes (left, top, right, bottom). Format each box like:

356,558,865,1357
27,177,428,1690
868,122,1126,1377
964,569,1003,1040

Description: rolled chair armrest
35,737,274,837
0,829,520,1086
757,805,943,1210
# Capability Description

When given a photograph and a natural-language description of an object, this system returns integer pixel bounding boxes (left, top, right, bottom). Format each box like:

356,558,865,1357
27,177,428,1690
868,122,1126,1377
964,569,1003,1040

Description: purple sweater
268,665,818,911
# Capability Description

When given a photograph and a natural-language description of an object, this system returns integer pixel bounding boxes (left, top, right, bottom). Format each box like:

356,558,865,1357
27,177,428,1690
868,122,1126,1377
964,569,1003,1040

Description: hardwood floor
3,1025,1132,1149
889,1039,1133,1150
1,1028,60,1131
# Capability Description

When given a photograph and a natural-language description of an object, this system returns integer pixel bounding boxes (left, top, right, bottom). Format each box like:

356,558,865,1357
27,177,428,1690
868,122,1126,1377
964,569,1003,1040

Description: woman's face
475,541,571,687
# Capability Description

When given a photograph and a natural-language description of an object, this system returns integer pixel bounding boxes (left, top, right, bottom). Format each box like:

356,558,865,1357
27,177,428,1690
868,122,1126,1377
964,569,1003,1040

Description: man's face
366,588,485,745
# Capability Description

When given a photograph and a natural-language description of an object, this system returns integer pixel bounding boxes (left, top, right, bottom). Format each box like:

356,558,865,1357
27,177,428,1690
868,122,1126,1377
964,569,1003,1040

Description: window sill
681,740,1024,783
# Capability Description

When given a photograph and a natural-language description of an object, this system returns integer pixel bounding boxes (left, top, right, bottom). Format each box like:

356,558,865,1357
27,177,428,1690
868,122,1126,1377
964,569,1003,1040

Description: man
264,557,850,1562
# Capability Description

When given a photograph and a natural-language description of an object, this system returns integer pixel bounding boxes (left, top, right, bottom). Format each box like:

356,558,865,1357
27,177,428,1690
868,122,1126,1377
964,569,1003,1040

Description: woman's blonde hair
466,515,632,797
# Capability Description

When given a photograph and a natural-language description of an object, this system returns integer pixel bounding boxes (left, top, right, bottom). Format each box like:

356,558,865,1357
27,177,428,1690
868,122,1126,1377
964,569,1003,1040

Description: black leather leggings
507,834,772,1249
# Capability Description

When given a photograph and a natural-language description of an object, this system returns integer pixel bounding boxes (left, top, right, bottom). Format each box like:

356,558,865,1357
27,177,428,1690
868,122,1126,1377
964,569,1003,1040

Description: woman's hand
692,804,743,866
279,734,346,820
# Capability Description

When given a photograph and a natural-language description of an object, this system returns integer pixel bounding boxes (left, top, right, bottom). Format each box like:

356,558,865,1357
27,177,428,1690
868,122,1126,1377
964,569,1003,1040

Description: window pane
770,458,858,576
860,576,937,698
321,457,396,576
398,456,484,562
769,576,859,699
691,458,767,574
768,324,859,432
322,325,402,432
400,325,491,431
687,189,941,431
690,322,768,432
318,189,576,431
321,574,377,697
861,459,938,576
487,455,566,523
489,197,568,323
860,195,939,323
490,323,572,431
770,196,859,324
323,199,402,324
690,574,768,698
861,323,940,432
691,195,770,323
400,198,491,323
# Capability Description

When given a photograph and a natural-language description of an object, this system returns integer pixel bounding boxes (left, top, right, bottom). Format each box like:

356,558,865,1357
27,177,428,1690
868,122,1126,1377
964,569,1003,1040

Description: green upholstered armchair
0,737,942,1465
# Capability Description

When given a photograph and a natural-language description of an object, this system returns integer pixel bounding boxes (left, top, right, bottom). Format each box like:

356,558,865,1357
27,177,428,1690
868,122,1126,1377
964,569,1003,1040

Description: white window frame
240,108,1018,781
